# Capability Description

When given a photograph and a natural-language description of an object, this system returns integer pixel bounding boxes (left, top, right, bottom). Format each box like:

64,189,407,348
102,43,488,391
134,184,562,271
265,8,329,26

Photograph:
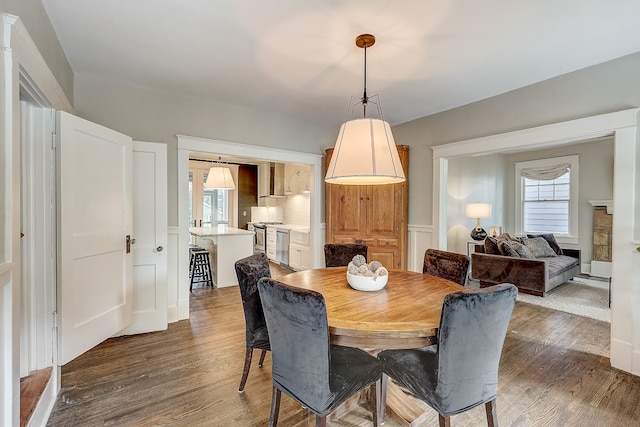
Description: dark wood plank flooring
47,264,640,426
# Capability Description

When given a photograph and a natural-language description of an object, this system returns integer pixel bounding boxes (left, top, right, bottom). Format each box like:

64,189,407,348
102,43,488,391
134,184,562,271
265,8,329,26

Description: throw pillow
497,232,513,241
497,239,520,257
510,240,535,258
527,233,563,255
484,236,500,255
522,236,557,258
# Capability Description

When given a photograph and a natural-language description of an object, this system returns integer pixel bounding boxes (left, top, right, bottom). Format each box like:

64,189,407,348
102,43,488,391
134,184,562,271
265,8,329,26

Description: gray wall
393,52,640,228
8,2,640,240
2,0,74,102
74,73,335,226
446,139,614,263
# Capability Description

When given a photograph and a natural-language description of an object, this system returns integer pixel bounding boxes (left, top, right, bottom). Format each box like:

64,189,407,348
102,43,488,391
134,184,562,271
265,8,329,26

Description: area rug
516,276,611,323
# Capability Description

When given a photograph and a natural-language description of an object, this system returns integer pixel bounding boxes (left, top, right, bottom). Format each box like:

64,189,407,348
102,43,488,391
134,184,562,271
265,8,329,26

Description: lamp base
470,227,487,241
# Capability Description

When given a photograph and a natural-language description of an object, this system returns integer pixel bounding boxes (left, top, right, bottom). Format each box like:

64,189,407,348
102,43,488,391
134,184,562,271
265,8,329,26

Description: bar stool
189,244,201,278
190,249,213,290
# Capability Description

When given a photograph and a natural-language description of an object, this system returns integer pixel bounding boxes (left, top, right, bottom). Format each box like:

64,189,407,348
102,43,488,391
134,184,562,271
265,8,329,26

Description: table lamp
466,203,491,241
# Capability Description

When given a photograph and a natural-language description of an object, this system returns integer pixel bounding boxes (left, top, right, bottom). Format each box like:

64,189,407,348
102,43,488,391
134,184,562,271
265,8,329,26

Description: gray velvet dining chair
324,243,368,267
257,277,383,427
378,283,517,427
423,249,471,287
234,253,271,393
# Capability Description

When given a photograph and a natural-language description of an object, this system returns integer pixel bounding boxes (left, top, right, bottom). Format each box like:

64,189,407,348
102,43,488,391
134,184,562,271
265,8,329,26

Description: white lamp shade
466,203,491,219
205,166,235,190
325,118,406,185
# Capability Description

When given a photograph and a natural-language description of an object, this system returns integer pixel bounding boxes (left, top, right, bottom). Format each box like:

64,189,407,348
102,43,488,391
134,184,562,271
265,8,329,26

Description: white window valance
520,163,570,181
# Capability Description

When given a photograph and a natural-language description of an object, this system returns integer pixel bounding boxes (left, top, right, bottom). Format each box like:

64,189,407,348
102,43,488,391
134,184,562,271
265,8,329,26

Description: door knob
156,246,164,252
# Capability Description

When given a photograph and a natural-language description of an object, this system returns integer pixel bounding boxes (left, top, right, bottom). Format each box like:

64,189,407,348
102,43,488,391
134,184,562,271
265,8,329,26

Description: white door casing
57,110,133,365
116,141,168,335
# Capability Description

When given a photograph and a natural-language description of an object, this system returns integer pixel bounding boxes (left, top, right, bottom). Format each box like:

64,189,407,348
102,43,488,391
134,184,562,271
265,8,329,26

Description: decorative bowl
347,271,388,292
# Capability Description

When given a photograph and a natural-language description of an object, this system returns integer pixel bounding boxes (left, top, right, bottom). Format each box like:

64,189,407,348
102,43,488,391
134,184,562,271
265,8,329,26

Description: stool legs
190,249,213,290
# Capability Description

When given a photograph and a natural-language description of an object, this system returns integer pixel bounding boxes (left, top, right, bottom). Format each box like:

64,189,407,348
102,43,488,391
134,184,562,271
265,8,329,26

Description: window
189,160,232,227
515,155,579,240
523,173,569,233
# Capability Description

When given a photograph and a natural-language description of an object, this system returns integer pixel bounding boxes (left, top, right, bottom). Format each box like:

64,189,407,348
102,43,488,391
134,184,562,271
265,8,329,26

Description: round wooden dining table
276,267,465,350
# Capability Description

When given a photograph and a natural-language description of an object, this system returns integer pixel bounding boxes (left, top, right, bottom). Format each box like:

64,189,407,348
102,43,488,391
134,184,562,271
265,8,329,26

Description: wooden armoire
325,145,409,270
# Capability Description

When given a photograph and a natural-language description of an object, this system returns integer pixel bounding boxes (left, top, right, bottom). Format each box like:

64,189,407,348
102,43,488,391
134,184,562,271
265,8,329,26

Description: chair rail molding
430,108,640,376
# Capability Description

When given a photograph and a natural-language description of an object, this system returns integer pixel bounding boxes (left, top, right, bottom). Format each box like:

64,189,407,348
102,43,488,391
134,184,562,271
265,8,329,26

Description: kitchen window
189,160,231,227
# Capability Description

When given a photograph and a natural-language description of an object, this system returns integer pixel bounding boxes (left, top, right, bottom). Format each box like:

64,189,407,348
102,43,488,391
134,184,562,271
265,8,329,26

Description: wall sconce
302,173,311,194
204,157,235,190
466,203,491,241
285,170,301,195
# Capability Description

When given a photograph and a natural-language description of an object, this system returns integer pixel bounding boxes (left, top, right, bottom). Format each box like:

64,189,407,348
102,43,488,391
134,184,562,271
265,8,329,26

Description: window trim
515,155,579,243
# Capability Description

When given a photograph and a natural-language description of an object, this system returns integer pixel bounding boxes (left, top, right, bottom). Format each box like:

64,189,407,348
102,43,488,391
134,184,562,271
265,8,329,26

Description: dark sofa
470,236,580,296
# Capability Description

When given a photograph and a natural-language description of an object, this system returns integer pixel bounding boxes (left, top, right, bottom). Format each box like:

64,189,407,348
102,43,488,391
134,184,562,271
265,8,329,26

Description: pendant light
204,157,236,190
325,34,405,185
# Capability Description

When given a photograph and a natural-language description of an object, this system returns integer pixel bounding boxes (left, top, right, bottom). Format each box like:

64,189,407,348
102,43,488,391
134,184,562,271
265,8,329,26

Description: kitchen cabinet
289,229,311,270
325,145,409,270
266,226,278,260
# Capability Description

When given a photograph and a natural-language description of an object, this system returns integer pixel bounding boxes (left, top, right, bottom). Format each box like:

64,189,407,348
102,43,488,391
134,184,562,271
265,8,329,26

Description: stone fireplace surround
590,200,613,278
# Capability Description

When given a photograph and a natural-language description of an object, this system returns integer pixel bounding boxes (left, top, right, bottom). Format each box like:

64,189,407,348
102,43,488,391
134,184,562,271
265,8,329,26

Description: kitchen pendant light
325,34,405,185
204,157,236,190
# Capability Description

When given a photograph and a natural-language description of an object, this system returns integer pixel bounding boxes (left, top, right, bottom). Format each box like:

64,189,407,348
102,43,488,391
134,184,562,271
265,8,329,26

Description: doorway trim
177,135,323,319
431,108,640,375
3,14,74,426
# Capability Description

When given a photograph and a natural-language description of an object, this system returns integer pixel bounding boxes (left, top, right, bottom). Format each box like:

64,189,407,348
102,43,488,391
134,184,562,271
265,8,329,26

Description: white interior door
116,141,168,335
57,111,133,365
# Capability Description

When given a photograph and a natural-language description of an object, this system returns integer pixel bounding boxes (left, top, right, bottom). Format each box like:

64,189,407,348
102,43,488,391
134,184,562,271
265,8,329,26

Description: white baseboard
610,338,633,373
167,305,178,323
633,350,640,376
177,298,190,321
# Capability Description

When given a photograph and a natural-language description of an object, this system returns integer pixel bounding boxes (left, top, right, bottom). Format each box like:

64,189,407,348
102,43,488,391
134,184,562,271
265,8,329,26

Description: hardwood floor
47,264,640,426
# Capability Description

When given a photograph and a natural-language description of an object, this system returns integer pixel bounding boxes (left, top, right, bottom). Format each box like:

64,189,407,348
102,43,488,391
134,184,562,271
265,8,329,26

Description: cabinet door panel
366,184,398,235
368,249,397,270
333,185,364,234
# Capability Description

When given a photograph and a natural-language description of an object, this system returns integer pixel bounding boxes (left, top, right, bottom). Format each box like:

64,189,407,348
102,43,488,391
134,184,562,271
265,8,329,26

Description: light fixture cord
362,41,368,118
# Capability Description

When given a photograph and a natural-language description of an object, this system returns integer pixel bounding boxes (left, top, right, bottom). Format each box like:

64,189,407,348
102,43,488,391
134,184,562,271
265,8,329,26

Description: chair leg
439,414,451,427
378,374,388,423
485,399,498,427
370,381,379,427
258,349,267,367
238,347,253,392
269,386,281,427
315,415,326,427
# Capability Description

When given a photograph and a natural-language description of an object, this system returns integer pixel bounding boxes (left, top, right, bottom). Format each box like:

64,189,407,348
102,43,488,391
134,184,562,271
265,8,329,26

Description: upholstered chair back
324,243,368,267
423,249,470,286
234,253,271,348
434,283,517,414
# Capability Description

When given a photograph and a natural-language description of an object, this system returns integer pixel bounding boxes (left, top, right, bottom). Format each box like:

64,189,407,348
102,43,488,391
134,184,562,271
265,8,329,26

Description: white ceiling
41,0,640,128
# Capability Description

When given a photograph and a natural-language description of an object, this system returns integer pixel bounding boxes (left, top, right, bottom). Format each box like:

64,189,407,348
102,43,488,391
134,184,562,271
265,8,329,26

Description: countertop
189,226,255,237
259,223,309,232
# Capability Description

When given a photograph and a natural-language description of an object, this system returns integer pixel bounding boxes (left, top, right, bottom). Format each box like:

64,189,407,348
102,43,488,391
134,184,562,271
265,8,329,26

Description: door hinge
52,311,59,328
51,131,57,149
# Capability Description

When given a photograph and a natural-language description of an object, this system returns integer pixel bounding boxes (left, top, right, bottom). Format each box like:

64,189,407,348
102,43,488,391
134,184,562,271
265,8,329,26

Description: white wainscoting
408,225,434,272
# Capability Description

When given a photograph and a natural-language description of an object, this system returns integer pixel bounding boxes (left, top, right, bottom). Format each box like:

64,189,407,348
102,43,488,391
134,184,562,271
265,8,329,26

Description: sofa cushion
497,239,519,257
522,237,557,258
484,236,500,255
544,254,579,275
527,233,563,255
511,241,535,258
